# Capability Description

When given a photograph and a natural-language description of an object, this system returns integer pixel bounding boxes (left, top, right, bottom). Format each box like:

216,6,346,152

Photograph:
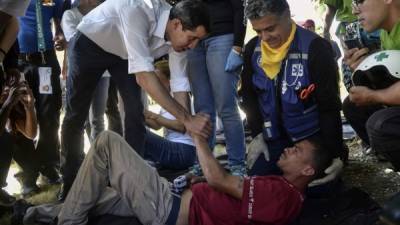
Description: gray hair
245,0,289,20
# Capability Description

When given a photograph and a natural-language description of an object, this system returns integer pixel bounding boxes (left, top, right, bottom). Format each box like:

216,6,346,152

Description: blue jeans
187,33,245,168
86,76,110,142
144,132,196,170
61,33,145,190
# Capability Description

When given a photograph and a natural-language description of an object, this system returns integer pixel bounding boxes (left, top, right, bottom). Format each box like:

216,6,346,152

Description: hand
19,84,35,108
53,34,66,51
3,86,23,108
247,133,269,169
308,157,343,187
343,47,369,71
5,68,21,87
144,110,159,120
224,47,243,72
184,113,212,139
349,86,376,106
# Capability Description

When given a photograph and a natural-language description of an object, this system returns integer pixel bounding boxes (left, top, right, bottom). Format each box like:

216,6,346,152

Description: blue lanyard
35,0,46,64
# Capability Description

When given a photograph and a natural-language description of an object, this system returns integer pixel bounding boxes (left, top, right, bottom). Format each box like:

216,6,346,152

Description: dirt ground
343,138,400,204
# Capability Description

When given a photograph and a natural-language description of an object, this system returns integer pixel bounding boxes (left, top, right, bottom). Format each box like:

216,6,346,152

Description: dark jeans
367,107,400,170
61,32,145,190
343,97,400,170
144,132,196,170
19,49,62,174
342,97,383,145
106,79,123,136
0,132,39,187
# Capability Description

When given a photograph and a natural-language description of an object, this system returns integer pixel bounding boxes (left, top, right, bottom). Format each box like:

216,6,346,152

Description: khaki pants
55,131,173,225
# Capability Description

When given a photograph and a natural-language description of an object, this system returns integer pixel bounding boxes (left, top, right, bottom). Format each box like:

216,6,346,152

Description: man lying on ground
22,129,332,225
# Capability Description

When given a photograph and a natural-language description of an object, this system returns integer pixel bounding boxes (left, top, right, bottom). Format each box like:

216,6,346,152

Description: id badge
38,67,52,94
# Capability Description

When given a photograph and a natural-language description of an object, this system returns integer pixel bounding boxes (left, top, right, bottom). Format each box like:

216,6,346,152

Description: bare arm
136,72,211,138
193,134,244,199
350,81,400,106
323,4,337,39
15,86,37,139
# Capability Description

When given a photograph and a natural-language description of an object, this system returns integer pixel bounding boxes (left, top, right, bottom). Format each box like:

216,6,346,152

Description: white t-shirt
160,108,194,146
0,0,30,17
76,0,187,78
61,7,110,77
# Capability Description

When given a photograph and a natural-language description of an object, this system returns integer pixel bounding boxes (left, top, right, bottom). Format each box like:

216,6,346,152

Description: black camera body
343,22,381,52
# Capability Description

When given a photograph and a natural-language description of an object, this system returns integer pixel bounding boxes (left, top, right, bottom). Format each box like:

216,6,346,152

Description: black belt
165,194,181,225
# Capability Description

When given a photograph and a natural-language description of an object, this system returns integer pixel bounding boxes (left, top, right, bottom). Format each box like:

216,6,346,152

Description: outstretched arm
193,133,244,199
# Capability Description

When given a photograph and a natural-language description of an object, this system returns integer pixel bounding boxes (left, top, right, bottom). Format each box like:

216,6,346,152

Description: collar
153,7,171,40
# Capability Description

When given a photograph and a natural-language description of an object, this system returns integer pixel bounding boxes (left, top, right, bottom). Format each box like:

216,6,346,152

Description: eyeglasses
352,0,365,7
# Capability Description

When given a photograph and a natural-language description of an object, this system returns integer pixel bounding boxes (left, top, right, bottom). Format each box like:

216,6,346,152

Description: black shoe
0,189,16,207
10,199,33,225
40,167,61,185
14,172,40,197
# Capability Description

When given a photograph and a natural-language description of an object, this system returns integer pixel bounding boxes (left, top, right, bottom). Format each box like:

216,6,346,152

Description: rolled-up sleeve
169,50,191,92
61,10,78,42
119,6,155,74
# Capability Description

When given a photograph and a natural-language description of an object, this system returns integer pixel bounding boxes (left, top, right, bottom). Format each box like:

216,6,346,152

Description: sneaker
229,165,247,177
0,189,16,207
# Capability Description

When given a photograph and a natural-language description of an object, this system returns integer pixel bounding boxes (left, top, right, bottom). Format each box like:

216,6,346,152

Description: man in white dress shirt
59,0,211,201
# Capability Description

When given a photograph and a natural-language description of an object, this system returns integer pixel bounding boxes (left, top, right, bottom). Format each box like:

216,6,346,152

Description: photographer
0,66,41,203
342,0,400,169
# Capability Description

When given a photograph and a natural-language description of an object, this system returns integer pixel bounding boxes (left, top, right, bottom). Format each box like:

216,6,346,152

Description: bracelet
0,48,6,56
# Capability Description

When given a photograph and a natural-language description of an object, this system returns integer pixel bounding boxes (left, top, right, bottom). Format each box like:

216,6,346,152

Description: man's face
277,139,316,176
250,12,292,49
352,0,388,32
168,19,207,52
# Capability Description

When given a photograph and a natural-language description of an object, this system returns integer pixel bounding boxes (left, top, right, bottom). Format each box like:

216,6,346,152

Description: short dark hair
169,0,210,33
306,134,334,180
245,0,289,20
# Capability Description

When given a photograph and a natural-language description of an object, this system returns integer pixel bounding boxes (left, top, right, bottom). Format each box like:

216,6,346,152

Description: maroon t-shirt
188,176,304,225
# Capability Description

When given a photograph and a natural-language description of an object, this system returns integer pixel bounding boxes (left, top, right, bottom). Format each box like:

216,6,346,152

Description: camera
343,21,381,52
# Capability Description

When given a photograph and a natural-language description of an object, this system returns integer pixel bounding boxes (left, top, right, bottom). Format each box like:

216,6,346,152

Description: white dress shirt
0,0,30,17
61,7,83,42
62,7,111,78
77,0,188,79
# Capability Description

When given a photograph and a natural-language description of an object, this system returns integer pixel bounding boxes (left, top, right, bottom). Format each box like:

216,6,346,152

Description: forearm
194,136,243,199
136,72,190,124
21,106,38,139
323,5,336,39
373,82,400,105
194,137,230,186
156,116,185,133
145,117,162,130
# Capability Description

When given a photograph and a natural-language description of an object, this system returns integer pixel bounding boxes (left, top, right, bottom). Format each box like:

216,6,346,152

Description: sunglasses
352,0,365,6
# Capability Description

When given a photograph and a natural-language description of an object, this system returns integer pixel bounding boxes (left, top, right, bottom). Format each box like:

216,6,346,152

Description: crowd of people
0,0,399,224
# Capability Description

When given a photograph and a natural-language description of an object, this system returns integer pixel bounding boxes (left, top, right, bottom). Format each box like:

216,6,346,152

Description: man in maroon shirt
28,127,330,225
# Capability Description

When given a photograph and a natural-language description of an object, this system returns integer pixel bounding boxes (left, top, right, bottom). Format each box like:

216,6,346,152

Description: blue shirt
18,0,63,53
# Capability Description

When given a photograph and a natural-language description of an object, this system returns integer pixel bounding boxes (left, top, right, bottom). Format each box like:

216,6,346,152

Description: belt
19,50,54,64
165,194,181,225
